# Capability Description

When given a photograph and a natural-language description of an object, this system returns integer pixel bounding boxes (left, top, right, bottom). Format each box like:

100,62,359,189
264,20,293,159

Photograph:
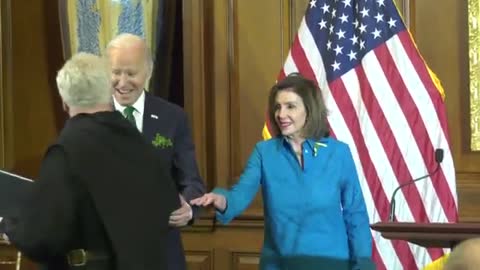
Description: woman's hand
190,193,227,212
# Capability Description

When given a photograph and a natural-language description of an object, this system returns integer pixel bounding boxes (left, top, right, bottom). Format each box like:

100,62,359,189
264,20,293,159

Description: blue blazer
214,137,373,270
142,93,206,270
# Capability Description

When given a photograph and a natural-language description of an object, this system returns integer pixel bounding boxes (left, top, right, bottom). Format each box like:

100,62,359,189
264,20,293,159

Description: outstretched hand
190,193,227,212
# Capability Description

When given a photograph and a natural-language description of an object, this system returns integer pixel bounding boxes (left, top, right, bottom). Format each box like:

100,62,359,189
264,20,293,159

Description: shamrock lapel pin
152,133,173,148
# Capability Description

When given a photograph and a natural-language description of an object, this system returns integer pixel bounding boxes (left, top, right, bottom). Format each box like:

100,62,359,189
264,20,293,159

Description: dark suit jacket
3,111,179,270
142,93,206,270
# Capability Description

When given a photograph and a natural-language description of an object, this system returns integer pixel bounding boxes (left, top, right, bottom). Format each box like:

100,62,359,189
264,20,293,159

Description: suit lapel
143,93,157,142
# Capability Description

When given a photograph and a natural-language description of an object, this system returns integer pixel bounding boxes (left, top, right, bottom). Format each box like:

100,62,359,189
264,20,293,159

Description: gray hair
56,52,112,108
105,33,154,75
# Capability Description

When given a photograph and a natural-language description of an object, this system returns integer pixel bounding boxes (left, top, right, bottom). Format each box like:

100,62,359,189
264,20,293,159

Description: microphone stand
388,149,444,222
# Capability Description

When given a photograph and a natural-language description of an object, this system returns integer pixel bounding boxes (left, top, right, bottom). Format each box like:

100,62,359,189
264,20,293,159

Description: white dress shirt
113,91,145,132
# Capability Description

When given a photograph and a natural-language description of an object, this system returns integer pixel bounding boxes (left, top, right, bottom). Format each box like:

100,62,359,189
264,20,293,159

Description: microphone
388,148,444,222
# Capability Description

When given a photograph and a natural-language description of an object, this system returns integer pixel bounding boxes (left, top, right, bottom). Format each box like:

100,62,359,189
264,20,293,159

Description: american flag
262,0,458,269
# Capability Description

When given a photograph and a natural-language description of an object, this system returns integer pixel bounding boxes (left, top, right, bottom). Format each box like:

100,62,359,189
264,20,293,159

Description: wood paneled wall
0,0,479,270
0,0,64,269
0,0,65,177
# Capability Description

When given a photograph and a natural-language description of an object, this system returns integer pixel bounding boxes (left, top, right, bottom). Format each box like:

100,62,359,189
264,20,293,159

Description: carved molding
400,0,411,29
394,0,415,34
468,0,480,151
227,0,239,184
232,252,260,270
456,172,480,222
183,0,209,180
185,250,212,270
0,0,13,170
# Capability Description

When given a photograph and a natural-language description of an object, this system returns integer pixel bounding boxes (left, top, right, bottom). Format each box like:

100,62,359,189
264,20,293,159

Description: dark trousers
166,228,187,270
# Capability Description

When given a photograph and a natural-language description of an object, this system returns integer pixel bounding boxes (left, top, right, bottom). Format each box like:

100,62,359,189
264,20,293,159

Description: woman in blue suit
191,74,373,270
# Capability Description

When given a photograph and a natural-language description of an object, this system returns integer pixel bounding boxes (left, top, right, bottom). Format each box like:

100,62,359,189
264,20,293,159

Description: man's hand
169,195,193,227
0,217,9,243
0,234,9,243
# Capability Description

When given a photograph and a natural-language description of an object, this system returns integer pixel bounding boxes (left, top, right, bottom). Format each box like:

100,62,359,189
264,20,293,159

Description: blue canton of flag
306,0,405,82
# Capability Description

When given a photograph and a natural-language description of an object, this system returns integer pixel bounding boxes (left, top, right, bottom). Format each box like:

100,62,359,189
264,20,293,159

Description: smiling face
108,45,150,106
274,89,307,141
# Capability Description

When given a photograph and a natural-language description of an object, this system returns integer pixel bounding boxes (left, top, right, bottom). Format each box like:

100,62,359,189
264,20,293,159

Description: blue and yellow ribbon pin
313,142,327,157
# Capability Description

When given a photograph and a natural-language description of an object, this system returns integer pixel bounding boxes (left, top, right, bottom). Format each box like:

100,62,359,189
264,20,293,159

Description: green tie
123,106,136,127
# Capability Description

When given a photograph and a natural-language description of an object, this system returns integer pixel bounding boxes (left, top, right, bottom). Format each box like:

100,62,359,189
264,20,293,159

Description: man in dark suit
106,33,206,270
0,53,180,270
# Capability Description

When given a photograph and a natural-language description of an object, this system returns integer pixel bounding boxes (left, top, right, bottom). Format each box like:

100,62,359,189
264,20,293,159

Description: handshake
190,192,227,212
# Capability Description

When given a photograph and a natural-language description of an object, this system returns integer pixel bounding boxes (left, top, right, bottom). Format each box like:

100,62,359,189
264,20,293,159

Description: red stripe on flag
278,69,287,81
354,64,429,220
290,36,318,83
372,241,387,270
376,39,457,223
398,31,458,223
356,63,443,261
329,78,416,270
397,32,451,144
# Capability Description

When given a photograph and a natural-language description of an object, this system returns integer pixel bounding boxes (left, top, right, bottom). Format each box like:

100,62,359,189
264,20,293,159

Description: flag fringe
422,254,449,270
262,123,272,140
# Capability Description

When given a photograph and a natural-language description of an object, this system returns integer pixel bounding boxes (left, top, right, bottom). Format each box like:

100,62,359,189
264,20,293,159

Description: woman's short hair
56,52,112,108
267,73,329,140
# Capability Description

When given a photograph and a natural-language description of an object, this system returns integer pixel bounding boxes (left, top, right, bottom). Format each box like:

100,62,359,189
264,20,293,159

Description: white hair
105,33,154,74
56,52,112,108
444,238,480,270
